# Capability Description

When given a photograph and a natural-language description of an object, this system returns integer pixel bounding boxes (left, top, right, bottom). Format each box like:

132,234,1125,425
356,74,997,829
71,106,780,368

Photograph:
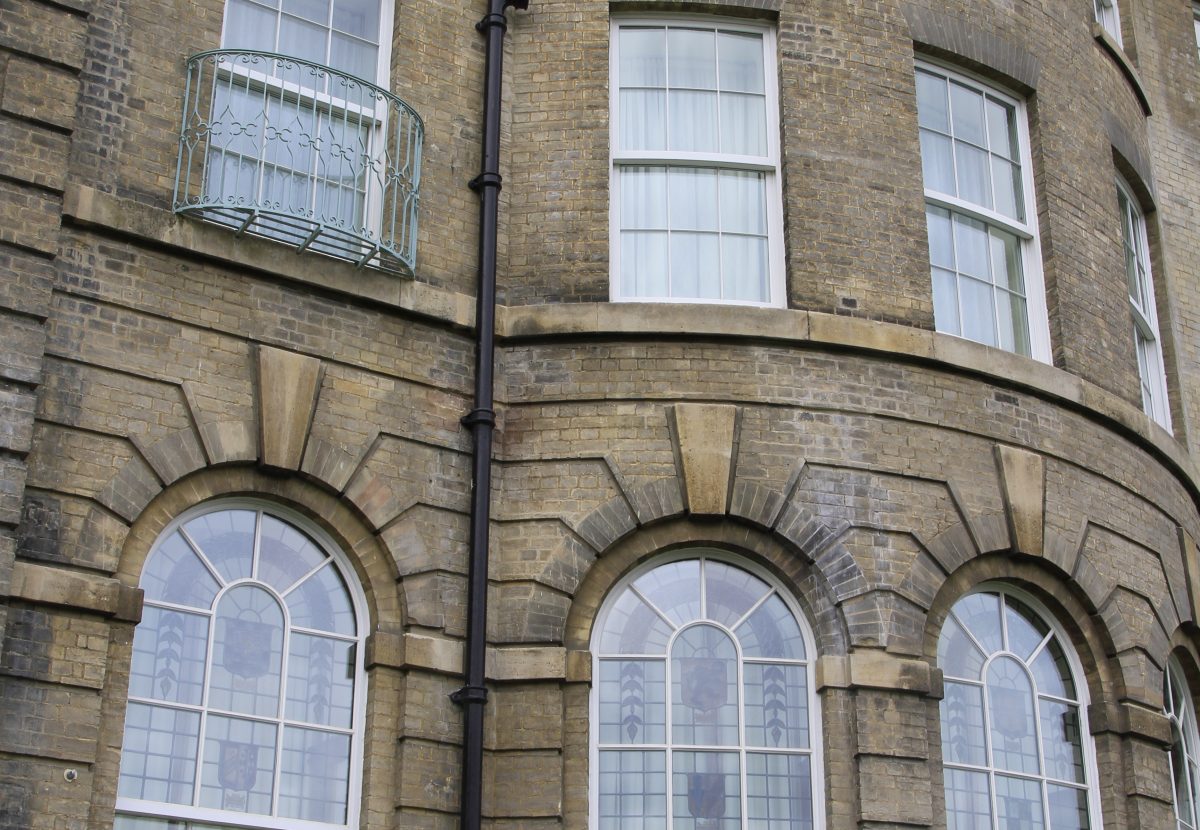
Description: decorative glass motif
116,505,364,830
938,589,1095,829
594,554,816,829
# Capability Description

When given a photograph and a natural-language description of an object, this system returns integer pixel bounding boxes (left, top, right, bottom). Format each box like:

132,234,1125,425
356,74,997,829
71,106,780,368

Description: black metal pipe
452,2,526,830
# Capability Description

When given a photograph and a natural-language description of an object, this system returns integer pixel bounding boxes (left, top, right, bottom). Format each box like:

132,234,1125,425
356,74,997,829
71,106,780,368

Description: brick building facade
2,0,1200,827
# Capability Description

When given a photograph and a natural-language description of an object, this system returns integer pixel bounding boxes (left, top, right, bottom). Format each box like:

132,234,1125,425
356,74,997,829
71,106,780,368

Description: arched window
938,588,1100,829
1165,657,1200,829
114,503,367,830
591,552,821,829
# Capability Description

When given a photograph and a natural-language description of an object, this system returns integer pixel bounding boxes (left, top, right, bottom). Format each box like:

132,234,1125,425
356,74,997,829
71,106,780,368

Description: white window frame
609,17,786,307
588,549,825,829
1116,176,1171,430
916,60,1052,363
1166,657,1200,830
114,499,369,830
937,584,1104,830
1095,0,1123,45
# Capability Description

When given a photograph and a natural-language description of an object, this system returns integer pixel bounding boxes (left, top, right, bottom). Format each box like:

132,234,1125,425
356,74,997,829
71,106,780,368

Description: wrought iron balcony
174,50,423,276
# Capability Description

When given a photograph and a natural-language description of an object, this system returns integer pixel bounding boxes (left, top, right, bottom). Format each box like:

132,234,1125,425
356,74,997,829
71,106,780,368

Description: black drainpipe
451,2,526,830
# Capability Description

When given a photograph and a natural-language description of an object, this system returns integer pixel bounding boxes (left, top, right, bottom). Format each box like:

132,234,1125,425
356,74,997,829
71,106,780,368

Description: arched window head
1165,657,1200,829
591,553,822,829
115,503,367,830
937,588,1100,830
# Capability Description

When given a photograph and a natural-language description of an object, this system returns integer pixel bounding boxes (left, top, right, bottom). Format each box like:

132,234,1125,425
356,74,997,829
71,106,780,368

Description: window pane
286,562,357,635
258,514,328,593
672,751,741,830
598,588,674,655
118,703,201,804
744,663,809,748
279,14,328,66
1173,727,1195,827
621,231,669,298
620,28,667,87
329,33,377,80
932,267,961,336
286,633,357,728
919,130,955,195
223,0,278,51
130,607,210,706
278,727,351,822
954,593,1004,654
668,28,717,89
960,277,996,346
1041,700,1085,784
995,775,1046,830
282,0,327,24
672,626,739,746
332,0,379,40
620,90,667,150
199,715,277,814
717,31,764,93
1047,784,1090,830
622,166,668,229
955,142,992,207
719,170,766,235
671,231,721,299
1029,636,1076,699
668,90,718,151
704,561,770,628
950,81,987,146
938,613,985,680
721,235,768,302
954,214,989,279
1004,597,1049,661
140,532,220,608
719,92,766,155
184,510,255,585
598,751,667,830
669,167,718,231
992,156,1021,221
735,593,806,659
926,205,954,269
634,560,701,626
598,659,667,744
944,768,991,830
916,70,949,132
989,226,1024,292
746,753,813,829
942,681,987,766
986,97,1018,159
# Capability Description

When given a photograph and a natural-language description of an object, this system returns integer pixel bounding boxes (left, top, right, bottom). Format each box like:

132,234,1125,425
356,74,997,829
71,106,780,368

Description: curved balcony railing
174,50,423,276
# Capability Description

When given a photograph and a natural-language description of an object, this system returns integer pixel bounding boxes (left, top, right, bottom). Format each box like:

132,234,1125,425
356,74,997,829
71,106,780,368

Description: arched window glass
938,588,1099,830
114,504,366,830
591,553,820,829
1166,657,1200,829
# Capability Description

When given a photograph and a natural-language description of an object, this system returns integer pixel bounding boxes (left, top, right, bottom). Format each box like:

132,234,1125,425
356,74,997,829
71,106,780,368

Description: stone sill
62,184,477,330
501,302,1195,493
1093,23,1153,116
62,184,1195,498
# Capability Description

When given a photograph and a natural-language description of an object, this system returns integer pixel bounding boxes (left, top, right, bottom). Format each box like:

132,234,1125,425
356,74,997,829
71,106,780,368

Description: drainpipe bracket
469,171,503,192
462,407,496,429
451,684,490,706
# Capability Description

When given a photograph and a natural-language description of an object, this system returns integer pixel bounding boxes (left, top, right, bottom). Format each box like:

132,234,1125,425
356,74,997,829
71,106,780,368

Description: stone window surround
608,15,787,308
